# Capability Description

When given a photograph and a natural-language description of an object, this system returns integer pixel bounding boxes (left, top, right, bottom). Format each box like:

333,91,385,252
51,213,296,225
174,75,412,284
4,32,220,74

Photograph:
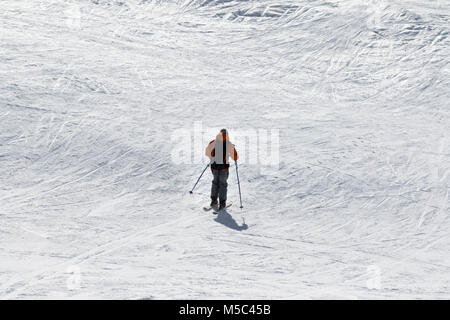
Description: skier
205,129,238,211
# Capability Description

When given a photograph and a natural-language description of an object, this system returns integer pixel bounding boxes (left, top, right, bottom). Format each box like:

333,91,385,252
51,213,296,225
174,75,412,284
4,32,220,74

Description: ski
212,202,232,214
203,204,217,211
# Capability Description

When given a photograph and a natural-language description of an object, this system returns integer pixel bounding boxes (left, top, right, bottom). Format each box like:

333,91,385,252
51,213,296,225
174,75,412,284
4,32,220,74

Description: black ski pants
210,169,229,204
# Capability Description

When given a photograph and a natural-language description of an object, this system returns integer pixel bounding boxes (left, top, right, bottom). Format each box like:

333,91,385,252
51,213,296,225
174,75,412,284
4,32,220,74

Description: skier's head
218,128,228,141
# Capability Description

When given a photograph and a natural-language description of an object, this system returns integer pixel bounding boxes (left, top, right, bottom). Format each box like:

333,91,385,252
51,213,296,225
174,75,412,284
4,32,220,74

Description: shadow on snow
214,209,248,231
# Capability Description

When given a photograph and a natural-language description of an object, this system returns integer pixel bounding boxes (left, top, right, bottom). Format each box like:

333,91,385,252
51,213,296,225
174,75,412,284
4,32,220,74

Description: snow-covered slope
0,0,449,299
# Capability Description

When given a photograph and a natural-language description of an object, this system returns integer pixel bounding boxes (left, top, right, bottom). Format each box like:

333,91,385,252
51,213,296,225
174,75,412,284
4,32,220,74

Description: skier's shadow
214,209,248,231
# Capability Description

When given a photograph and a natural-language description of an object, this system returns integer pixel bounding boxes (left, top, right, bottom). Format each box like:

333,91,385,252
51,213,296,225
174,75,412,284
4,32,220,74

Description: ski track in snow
0,0,449,299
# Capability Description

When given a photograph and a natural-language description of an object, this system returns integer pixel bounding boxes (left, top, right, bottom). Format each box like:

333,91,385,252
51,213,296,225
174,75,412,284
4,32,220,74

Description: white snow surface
1,0,449,299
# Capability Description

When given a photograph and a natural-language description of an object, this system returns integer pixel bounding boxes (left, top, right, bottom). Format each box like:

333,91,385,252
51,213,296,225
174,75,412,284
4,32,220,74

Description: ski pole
189,163,210,194
235,161,244,209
